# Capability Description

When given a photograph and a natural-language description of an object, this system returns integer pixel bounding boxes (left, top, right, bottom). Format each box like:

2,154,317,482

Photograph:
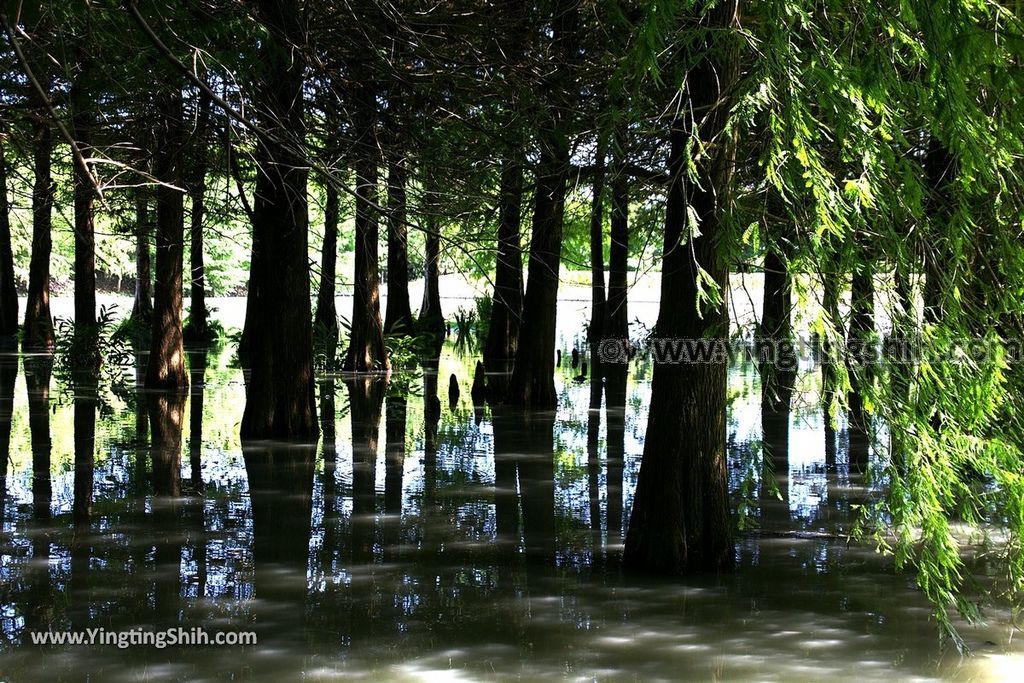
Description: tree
145,88,188,390
23,112,55,350
343,69,389,373
0,133,17,339
506,0,579,408
623,0,742,574
383,150,414,335
239,0,318,439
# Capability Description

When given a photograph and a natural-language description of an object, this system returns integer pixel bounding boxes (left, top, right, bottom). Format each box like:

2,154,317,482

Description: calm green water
0,298,1020,682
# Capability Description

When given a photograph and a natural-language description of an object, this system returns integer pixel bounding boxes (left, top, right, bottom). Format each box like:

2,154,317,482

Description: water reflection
0,337,1019,681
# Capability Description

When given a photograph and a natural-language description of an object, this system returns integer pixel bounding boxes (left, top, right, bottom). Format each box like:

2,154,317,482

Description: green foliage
52,304,132,406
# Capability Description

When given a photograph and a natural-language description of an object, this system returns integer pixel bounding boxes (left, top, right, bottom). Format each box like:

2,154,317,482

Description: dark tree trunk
70,78,97,351
847,253,874,432
506,141,568,407
384,154,414,335
132,193,153,321
240,0,317,439
483,154,524,396
188,90,212,335
146,90,189,390
761,407,791,528
588,137,607,353
623,0,740,574
24,120,55,350
506,1,578,409
759,219,795,412
821,267,840,427
605,139,630,379
314,177,340,358
0,136,19,338
419,182,445,356
344,85,389,373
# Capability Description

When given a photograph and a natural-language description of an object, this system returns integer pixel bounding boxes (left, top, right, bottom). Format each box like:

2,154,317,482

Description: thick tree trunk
314,178,340,358
759,220,795,412
146,90,189,390
506,140,569,408
132,193,153,321
24,120,55,350
188,90,212,335
344,88,389,373
483,154,524,396
240,0,317,439
70,78,97,351
847,254,874,432
506,1,578,409
384,154,414,335
623,0,740,574
0,136,19,338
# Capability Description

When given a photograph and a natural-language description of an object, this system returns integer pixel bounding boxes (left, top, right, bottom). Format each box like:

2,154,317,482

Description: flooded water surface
0,298,1021,682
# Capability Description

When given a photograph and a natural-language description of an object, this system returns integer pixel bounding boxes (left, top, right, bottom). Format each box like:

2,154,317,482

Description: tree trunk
588,136,607,352
821,266,840,428
344,81,389,373
24,119,55,350
314,177,340,359
623,0,741,574
506,140,569,408
483,154,524,396
759,220,795,412
188,89,212,335
505,1,578,409
132,192,153,321
606,139,630,347
0,136,19,338
70,77,97,351
419,179,445,356
384,154,414,335
146,89,189,390
603,138,631,408
240,0,317,439
847,252,874,432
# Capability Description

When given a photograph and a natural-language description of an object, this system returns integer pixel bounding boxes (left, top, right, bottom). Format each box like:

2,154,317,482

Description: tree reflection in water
0,344,1019,680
